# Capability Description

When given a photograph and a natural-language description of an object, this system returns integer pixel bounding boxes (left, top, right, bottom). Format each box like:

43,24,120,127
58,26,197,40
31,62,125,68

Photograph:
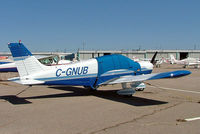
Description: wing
100,70,191,85
188,62,200,65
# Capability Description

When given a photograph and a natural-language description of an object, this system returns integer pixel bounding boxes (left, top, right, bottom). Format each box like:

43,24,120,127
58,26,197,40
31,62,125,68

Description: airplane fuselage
21,54,153,89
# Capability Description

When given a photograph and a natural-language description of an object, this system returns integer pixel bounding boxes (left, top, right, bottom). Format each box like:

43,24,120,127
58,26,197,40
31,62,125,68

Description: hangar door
180,52,188,60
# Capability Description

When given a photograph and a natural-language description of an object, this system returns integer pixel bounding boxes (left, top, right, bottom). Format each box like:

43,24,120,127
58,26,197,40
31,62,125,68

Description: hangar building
77,50,200,60
1,50,200,61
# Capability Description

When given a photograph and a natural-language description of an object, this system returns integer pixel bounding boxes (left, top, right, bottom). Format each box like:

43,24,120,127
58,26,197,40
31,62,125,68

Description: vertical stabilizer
170,54,177,64
8,43,48,77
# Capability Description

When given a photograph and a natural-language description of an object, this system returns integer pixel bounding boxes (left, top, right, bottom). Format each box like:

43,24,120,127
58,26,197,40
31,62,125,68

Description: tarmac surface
0,64,199,134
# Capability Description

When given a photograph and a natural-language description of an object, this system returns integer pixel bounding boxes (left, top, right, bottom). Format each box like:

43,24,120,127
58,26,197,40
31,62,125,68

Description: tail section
8,42,48,77
169,54,177,64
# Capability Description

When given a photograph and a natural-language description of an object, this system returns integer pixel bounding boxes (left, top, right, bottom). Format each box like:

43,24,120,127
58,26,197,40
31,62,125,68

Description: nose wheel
131,82,146,91
135,88,145,91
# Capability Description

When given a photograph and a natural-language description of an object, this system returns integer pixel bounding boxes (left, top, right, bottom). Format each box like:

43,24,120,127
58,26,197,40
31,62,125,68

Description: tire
84,86,98,91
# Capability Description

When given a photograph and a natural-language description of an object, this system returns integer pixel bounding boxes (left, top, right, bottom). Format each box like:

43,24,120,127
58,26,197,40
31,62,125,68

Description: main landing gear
84,86,98,91
84,82,146,96
117,82,146,96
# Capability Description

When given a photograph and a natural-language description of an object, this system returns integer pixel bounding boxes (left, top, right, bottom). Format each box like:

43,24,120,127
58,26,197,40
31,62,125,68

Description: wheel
125,95,132,98
84,86,98,91
84,86,90,89
121,94,132,98
136,88,144,91
139,88,144,91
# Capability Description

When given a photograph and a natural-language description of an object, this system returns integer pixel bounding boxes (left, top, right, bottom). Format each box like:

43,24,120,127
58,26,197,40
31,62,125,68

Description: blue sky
0,0,200,52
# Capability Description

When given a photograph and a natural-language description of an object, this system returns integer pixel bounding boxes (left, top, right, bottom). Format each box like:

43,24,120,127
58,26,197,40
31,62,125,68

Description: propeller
150,51,158,65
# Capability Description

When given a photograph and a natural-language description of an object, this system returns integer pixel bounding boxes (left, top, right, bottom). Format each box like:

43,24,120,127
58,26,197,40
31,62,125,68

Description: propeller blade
150,51,158,65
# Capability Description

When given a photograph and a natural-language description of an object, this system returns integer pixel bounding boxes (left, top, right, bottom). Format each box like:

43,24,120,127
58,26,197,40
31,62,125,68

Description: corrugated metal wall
77,50,200,60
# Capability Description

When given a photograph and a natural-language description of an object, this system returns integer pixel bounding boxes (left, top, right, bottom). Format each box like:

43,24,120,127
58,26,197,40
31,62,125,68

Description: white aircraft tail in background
169,54,177,64
155,57,165,68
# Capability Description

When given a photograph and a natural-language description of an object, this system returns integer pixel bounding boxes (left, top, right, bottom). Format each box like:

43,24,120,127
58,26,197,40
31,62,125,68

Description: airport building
77,50,200,60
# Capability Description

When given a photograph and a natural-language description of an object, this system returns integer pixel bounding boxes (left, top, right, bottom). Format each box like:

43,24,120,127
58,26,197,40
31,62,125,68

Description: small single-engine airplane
8,42,191,96
170,54,200,68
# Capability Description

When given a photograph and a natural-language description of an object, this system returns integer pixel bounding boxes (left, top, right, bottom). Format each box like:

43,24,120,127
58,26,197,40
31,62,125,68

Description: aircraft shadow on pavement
0,95,32,104
0,86,167,106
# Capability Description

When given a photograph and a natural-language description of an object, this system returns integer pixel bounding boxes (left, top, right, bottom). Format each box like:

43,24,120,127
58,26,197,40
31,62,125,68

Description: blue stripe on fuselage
139,69,152,74
36,73,97,81
0,67,18,72
0,62,12,64
38,71,135,86
36,73,97,86
43,76,97,86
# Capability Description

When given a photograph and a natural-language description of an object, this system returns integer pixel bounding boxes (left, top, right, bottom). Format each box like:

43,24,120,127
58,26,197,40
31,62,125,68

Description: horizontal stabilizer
8,77,44,85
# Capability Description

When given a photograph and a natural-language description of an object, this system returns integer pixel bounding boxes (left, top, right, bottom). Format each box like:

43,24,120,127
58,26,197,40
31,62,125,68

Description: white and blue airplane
8,42,191,96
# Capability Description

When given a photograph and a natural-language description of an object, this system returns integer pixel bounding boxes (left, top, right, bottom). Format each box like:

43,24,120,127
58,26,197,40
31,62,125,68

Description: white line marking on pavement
149,85,200,94
177,117,200,122
185,117,200,122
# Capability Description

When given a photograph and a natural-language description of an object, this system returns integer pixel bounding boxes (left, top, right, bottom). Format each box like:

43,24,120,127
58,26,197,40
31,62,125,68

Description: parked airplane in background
133,52,166,68
8,42,191,96
0,54,74,72
0,58,16,72
155,57,167,68
170,54,200,68
0,56,9,60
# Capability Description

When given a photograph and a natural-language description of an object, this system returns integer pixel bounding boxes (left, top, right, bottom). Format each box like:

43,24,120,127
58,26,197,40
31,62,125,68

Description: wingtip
184,70,191,75
174,70,191,77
